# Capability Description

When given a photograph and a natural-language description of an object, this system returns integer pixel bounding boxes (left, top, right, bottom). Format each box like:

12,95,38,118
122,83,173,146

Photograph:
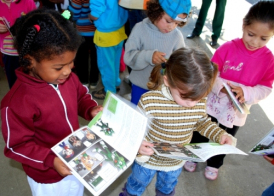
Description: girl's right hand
53,157,71,177
152,51,166,65
138,140,154,156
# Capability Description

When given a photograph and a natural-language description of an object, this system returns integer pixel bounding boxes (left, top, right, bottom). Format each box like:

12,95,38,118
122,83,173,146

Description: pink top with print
206,38,274,128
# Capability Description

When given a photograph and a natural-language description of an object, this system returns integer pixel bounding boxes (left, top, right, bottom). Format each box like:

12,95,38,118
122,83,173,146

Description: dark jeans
192,0,227,40
190,115,239,168
74,36,99,84
3,54,20,89
262,182,274,196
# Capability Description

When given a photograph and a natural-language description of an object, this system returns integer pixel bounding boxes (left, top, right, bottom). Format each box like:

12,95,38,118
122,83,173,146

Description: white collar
161,84,174,101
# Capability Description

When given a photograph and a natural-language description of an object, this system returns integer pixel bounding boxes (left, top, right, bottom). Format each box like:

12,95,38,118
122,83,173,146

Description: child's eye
248,33,253,37
55,67,62,71
261,38,267,41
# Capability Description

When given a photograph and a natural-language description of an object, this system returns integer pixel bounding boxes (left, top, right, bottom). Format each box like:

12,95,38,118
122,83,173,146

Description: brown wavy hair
147,47,218,100
146,0,186,27
243,1,274,30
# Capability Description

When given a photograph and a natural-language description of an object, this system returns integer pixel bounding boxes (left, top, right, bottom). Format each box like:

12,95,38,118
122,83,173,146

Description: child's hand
263,155,274,164
138,140,154,155
88,14,98,21
152,51,166,65
0,23,8,34
91,105,103,118
53,157,71,177
229,83,245,103
219,133,237,146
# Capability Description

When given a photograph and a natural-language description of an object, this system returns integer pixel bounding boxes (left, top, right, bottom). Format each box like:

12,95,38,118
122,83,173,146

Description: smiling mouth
248,44,257,49
57,78,67,83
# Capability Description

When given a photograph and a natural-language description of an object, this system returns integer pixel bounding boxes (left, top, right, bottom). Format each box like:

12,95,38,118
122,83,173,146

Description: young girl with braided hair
120,47,236,196
1,9,102,196
0,0,36,88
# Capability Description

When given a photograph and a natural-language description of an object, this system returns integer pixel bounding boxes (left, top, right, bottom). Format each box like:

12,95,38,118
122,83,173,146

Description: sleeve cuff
44,152,57,168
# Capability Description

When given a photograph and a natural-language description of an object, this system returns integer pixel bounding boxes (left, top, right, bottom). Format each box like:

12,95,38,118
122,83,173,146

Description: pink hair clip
33,24,40,32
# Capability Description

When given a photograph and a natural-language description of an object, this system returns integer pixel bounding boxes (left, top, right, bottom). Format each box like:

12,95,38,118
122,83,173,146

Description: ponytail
147,64,163,90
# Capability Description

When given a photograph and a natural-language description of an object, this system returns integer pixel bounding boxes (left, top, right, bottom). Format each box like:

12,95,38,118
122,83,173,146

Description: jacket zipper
50,84,74,133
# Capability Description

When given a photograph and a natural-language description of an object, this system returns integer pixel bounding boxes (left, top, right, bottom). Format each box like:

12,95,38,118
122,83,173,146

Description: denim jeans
126,161,182,196
131,84,149,105
262,182,274,196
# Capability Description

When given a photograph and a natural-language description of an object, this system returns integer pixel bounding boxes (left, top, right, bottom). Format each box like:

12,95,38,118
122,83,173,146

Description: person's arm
263,155,274,165
210,72,228,98
1,105,57,171
69,0,83,21
124,29,156,70
241,84,272,105
194,115,235,145
194,114,225,142
89,0,105,20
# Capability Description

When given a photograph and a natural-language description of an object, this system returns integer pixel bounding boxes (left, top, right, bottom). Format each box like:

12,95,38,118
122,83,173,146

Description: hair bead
33,24,40,32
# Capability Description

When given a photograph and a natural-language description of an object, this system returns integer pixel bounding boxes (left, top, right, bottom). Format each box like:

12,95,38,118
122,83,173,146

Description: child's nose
63,64,72,76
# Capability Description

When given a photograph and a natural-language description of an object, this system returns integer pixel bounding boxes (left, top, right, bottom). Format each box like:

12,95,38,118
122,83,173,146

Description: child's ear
163,75,169,87
25,54,35,69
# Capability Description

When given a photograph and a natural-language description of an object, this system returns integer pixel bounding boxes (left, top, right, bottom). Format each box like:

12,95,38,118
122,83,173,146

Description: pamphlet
223,82,250,114
51,92,148,196
152,142,247,162
249,127,274,156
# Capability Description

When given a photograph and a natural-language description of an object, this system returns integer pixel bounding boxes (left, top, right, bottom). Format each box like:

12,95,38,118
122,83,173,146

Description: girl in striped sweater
120,47,236,196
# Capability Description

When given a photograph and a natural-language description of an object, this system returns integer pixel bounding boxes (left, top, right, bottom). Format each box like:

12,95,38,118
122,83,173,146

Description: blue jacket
90,0,128,32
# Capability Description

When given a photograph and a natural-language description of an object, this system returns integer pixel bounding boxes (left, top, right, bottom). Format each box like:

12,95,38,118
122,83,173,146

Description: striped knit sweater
136,84,226,171
69,0,96,36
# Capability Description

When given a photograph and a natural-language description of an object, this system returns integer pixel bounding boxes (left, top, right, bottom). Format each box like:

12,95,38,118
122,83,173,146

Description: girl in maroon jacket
1,9,102,196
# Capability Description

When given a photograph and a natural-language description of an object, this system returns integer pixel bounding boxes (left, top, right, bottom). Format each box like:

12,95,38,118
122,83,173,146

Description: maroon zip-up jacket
1,68,98,183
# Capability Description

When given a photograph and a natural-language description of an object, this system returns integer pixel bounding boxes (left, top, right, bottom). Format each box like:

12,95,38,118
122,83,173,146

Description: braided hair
11,8,81,73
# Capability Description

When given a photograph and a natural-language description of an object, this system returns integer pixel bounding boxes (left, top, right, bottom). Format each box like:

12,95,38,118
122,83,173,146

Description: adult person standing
187,0,227,47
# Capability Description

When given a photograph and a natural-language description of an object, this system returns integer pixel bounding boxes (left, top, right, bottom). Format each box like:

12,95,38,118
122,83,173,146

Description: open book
51,92,148,196
249,127,274,156
152,142,247,162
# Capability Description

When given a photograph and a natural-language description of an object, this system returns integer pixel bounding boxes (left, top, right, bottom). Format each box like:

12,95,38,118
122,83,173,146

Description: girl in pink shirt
184,1,274,180
0,0,36,88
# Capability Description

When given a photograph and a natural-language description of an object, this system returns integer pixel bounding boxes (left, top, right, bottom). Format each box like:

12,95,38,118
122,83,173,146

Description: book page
184,143,247,161
249,127,274,155
51,92,148,196
88,92,148,161
152,142,203,162
152,142,247,162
